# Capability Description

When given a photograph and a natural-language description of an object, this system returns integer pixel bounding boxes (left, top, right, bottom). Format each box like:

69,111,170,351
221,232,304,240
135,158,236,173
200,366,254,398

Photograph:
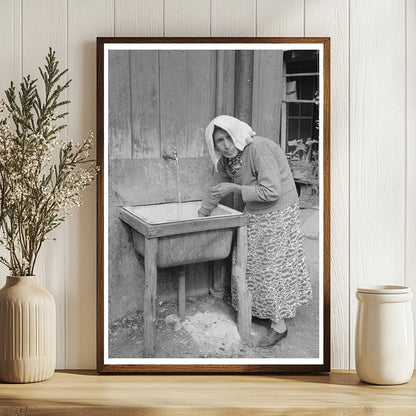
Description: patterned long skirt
231,201,312,323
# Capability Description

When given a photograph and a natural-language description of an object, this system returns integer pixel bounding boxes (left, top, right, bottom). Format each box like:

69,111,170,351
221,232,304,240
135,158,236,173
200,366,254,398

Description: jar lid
357,285,411,294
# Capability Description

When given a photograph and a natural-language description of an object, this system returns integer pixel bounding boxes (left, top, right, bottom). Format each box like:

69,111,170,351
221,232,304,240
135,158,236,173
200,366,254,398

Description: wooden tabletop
1,370,415,415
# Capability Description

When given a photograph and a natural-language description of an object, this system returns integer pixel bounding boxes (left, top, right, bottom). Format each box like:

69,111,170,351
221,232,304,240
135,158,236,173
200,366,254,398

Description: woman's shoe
258,328,288,347
252,316,271,326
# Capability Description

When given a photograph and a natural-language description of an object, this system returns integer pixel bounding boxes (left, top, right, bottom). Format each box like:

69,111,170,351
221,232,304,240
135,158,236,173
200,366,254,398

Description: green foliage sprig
0,48,97,276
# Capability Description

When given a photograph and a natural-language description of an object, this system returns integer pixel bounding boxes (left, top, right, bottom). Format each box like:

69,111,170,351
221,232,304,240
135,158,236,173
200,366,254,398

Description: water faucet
162,148,178,161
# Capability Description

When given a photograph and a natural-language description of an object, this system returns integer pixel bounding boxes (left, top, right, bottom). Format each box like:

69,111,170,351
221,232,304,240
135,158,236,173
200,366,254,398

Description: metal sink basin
119,201,248,268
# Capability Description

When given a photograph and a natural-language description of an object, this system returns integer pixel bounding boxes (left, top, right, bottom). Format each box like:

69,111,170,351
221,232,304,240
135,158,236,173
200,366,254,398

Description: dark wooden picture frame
97,37,330,373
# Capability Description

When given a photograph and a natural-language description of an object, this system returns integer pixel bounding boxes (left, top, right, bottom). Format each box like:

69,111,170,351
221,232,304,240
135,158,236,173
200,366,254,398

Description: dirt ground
109,207,319,359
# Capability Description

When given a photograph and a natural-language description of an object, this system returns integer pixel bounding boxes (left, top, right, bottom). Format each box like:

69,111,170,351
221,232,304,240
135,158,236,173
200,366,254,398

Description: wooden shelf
1,370,415,415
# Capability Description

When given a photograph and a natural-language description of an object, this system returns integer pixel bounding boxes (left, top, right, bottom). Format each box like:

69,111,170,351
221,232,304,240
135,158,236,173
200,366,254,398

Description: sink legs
142,225,251,358
178,266,186,319
142,241,187,357
210,260,226,298
144,237,158,358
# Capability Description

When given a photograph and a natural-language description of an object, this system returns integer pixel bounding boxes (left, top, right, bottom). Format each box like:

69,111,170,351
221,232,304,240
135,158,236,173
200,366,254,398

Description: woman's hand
210,183,241,199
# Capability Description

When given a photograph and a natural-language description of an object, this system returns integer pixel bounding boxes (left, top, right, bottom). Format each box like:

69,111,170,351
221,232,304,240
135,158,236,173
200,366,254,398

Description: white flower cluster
0,102,97,276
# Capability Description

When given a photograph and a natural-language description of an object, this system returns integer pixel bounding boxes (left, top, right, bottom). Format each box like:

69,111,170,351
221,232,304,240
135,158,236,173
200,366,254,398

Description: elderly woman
198,115,312,347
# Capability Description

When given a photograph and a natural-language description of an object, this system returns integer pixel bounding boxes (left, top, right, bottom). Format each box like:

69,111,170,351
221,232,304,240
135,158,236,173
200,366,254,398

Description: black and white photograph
97,38,330,373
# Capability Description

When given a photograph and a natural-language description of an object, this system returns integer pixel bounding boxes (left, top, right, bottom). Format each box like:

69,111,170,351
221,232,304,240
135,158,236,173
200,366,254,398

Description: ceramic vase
0,276,56,383
355,285,414,385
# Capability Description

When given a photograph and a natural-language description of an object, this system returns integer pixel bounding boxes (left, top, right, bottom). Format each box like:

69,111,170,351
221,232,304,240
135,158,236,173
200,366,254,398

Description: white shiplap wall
0,0,414,370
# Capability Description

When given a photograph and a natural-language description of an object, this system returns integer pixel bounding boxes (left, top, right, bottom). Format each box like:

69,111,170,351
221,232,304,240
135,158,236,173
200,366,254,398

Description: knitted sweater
199,136,298,215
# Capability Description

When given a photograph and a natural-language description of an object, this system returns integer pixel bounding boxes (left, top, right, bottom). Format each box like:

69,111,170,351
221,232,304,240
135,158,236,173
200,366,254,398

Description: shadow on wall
108,157,215,324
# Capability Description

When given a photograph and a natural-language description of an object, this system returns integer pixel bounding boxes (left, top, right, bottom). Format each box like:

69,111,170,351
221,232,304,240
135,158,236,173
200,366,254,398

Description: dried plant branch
0,48,97,276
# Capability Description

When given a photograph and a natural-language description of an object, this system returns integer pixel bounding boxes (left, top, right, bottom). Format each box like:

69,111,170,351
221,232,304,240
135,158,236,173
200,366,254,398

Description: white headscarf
205,115,256,170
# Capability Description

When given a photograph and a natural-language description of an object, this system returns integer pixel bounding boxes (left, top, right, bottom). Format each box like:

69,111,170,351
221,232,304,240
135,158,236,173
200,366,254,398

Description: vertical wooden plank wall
67,0,113,369
211,0,256,37
159,50,190,157
257,0,304,36
159,50,215,156
406,0,416,359
183,51,216,158
114,0,163,36
0,0,413,369
164,0,210,37
108,51,132,159
130,51,161,159
349,0,406,368
251,51,284,143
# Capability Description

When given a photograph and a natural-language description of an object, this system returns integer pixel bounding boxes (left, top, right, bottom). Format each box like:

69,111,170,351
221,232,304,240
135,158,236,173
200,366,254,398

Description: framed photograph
97,37,330,373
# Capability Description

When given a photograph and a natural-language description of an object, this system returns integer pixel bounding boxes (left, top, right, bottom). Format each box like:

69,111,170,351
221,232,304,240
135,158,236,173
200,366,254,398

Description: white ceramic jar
355,285,414,385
